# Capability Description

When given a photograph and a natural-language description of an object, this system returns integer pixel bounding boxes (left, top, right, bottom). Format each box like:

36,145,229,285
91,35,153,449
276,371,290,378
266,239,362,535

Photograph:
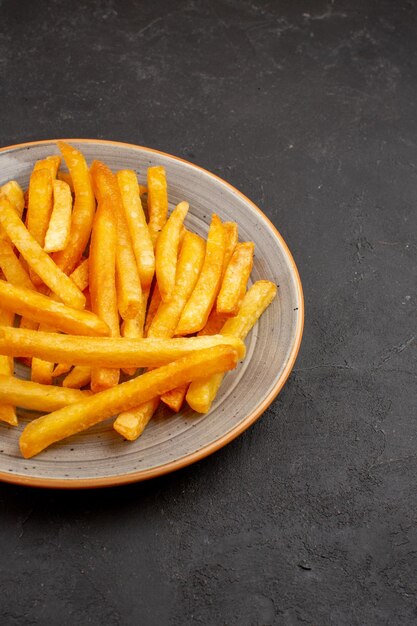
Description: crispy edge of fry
52,363,72,378
113,397,160,440
1,180,25,219
20,345,239,458
69,258,89,292
160,384,188,413
175,214,226,335
44,180,73,253
0,374,91,412
186,280,278,413
155,201,189,302
0,328,246,368
117,169,155,290
33,155,61,179
53,142,96,275
0,279,108,337
147,166,168,248
89,196,120,391
216,241,255,316
0,196,86,309
91,160,142,320
62,366,91,389
121,288,149,376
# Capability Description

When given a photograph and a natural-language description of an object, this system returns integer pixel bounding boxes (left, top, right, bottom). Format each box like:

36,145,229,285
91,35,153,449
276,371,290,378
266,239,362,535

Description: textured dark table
1,1,416,624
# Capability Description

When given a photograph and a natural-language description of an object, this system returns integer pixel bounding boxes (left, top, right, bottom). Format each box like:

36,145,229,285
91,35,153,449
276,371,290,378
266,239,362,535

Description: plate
0,139,304,488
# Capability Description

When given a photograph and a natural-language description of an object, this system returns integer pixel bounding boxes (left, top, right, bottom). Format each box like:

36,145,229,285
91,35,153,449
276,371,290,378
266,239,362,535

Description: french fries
217,242,254,316
147,166,168,247
20,345,239,458
0,196,86,309
91,160,142,320
117,169,155,289
44,180,72,253
155,201,189,302
0,307,17,426
0,375,91,412
0,143,278,460
53,142,96,275
0,327,245,368
186,281,277,413
175,214,225,335
0,280,108,336
89,196,120,391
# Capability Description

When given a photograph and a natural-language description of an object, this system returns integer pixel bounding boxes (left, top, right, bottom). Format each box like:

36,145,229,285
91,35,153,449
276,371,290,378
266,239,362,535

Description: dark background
1,0,417,624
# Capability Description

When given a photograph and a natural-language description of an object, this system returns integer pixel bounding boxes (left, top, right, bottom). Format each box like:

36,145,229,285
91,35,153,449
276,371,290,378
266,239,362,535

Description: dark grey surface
0,0,416,624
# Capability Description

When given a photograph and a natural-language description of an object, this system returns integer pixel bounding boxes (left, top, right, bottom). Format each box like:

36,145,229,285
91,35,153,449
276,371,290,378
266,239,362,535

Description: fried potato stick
186,281,277,413
0,328,245,368
147,166,168,247
0,307,17,426
0,280,108,336
0,375,91,412
217,242,254,316
44,180,73,253
20,345,239,458
91,160,142,319
89,197,120,391
0,196,86,309
117,169,155,289
155,201,189,302
175,214,225,335
53,142,96,275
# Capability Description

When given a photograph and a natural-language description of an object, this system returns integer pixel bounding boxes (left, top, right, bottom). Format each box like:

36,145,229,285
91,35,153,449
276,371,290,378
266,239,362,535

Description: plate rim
0,138,304,489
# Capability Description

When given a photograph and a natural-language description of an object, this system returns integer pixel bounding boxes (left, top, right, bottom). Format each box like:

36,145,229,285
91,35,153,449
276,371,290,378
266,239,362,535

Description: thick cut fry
53,142,96,275
117,169,155,289
176,215,226,335
1,180,25,218
0,196,86,309
34,155,61,179
26,168,54,249
217,242,254,316
0,327,245,368
0,307,17,426
63,366,91,389
0,280,108,336
160,385,188,413
91,160,142,319
69,258,89,292
155,201,189,302
44,180,73,253
57,170,74,193
20,345,239,458
89,197,120,391
144,283,162,336
0,239,35,290
221,222,238,278
147,166,168,247
0,375,91,413
149,232,205,338
187,281,277,413
114,397,160,440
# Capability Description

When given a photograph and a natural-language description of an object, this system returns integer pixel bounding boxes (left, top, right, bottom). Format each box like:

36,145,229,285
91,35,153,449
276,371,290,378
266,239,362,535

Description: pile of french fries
0,142,277,459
